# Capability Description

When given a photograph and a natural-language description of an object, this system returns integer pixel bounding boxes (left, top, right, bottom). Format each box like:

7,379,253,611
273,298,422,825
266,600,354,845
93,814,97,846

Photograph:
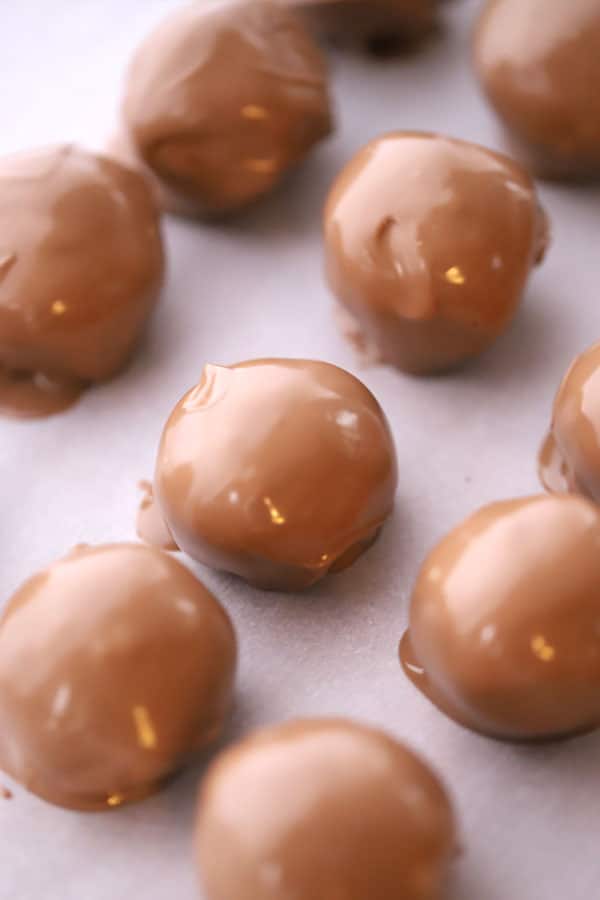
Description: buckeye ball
539,341,600,501
120,0,333,216
150,359,398,591
196,719,456,900
0,144,164,418
401,494,600,740
0,544,237,810
324,132,549,375
474,0,600,180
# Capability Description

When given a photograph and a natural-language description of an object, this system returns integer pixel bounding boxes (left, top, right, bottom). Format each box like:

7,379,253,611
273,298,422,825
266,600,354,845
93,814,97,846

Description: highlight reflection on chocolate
0,544,237,810
0,144,164,418
120,0,333,216
324,132,549,375
281,0,436,54
401,494,600,741
146,359,398,591
539,342,600,501
474,0,600,180
196,719,456,900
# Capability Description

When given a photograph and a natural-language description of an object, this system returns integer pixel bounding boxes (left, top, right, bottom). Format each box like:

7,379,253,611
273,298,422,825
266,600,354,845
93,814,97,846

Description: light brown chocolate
281,0,436,53
0,543,236,810
401,494,600,740
147,359,397,591
120,0,333,217
0,144,164,418
324,132,548,375
474,0,600,181
539,342,600,501
137,480,178,551
196,718,456,900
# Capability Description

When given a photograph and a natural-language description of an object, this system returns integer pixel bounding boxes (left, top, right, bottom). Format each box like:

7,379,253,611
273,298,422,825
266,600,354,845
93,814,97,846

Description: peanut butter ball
324,132,549,375
120,0,333,216
401,494,600,740
282,0,436,53
0,544,237,810
196,719,456,900
0,144,164,418
149,359,397,591
474,0,600,181
539,341,600,500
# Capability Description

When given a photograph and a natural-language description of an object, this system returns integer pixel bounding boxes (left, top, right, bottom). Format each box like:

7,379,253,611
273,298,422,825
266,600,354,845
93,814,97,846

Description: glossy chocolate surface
0,144,164,418
0,544,236,810
196,718,456,900
539,342,600,501
474,0,600,180
282,0,436,53
121,0,332,216
151,359,397,591
401,494,600,740
324,132,548,374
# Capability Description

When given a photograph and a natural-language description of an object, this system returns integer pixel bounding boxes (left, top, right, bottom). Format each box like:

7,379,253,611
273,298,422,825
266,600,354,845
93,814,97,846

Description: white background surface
2,1,600,897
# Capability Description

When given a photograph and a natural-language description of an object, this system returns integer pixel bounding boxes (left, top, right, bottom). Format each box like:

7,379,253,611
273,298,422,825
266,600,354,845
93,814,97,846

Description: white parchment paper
2,1,600,897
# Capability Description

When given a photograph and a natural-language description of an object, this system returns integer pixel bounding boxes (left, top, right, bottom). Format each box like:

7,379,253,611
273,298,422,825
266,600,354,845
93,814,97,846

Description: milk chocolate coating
0,144,164,418
281,0,436,53
0,544,236,810
121,0,333,216
474,0,600,180
196,719,456,900
401,494,600,740
324,132,549,375
152,359,397,591
539,342,600,501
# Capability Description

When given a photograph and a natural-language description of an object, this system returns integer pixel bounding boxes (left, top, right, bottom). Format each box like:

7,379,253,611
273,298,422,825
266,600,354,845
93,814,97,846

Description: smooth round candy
324,132,548,374
0,544,237,810
121,0,332,216
474,0,600,180
401,494,600,740
152,359,398,591
196,719,456,900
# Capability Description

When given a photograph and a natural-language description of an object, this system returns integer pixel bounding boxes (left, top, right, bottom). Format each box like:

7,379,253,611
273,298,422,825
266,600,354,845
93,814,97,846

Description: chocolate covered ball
149,359,397,591
539,341,600,500
282,0,436,53
120,0,332,216
0,544,237,810
401,494,600,740
474,0,600,180
196,719,456,900
0,144,164,418
324,132,549,375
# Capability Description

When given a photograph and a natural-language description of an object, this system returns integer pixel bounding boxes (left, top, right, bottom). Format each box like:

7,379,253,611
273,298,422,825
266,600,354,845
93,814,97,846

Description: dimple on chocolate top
401,494,600,741
0,144,164,418
324,132,548,375
281,0,436,53
195,718,456,900
0,543,237,811
539,341,600,501
474,0,600,180
153,359,398,591
121,0,332,216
